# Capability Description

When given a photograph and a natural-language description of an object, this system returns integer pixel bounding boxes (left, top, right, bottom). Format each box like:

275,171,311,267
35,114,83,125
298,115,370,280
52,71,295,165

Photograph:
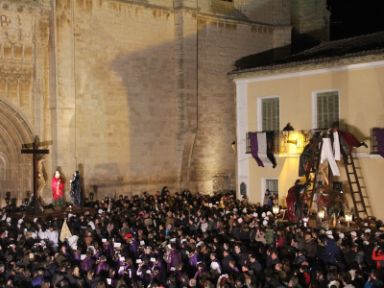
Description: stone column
174,3,199,190
50,0,77,180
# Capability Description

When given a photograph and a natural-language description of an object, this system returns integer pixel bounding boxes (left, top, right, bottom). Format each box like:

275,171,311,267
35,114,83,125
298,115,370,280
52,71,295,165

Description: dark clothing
339,130,366,153
318,238,339,265
299,141,315,176
266,131,277,168
70,171,82,207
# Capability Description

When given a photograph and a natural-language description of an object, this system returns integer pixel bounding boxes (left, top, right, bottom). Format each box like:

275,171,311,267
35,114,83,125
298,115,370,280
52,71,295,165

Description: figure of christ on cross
21,136,52,212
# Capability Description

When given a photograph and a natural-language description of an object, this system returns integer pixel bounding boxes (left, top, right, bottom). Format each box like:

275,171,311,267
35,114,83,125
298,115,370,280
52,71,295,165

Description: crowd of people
0,188,383,288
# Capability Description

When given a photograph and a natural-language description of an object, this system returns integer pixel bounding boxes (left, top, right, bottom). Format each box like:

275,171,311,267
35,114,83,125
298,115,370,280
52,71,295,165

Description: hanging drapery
249,132,264,167
372,128,384,157
249,132,276,168
333,131,341,161
266,131,277,168
320,138,340,176
257,132,272,166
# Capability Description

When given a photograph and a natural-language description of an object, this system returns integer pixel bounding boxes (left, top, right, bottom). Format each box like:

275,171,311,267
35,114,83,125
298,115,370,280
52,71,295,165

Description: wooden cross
21,136,52,211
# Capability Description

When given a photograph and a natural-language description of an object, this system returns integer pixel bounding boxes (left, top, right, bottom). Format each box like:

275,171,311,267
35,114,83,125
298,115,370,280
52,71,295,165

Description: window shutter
262,98,279,131
316,91,339,129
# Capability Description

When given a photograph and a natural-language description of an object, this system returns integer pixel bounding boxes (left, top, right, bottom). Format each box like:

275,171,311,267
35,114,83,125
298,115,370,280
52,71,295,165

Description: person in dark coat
318,234,340,266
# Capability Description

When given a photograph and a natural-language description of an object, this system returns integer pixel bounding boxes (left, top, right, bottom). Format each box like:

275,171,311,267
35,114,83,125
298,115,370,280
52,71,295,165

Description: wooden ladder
306,136,323,210
343,151,369,218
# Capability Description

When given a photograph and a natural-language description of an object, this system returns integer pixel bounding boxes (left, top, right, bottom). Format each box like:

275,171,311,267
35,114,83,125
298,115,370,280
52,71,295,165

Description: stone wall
190,16,291,192
0,0,297,200
55,1,180,195
0,0,51,203
290,0,330,41
57,0,293,196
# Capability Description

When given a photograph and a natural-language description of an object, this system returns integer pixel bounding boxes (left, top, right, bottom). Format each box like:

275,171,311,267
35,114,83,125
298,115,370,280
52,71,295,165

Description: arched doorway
0,99,33,207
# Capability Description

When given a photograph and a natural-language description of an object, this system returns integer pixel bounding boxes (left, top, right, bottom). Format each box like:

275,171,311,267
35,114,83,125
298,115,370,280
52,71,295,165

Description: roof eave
229,49,384,80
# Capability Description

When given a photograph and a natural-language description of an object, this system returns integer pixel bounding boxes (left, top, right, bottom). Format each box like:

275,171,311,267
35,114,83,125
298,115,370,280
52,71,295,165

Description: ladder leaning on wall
302,131,370,219
342,150,370,219
304,133,323,210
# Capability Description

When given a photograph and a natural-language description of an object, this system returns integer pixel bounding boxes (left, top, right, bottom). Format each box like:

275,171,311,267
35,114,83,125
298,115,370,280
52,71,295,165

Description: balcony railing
246,130,312,155
245,131,281,154
245,128,382,157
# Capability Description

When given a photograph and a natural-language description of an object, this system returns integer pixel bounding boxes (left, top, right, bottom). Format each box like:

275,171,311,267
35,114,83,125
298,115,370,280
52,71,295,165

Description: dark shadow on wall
74,0,299,193
103,40,182,190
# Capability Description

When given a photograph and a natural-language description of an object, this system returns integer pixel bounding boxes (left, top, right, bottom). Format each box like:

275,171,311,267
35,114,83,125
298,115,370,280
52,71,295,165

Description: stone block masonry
0,0,311,199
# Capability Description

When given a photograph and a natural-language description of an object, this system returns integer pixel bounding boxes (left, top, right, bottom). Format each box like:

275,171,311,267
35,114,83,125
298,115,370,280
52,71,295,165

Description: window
263,179,278,206
315,91,339,129
261,97,279,131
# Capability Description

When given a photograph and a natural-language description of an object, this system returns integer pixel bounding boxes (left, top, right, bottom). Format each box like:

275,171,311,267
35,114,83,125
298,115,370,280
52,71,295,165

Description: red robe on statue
338,130,366,153
51,176,64,201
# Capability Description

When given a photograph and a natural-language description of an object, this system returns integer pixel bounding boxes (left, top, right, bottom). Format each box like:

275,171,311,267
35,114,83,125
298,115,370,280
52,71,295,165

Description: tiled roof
232,31,384,74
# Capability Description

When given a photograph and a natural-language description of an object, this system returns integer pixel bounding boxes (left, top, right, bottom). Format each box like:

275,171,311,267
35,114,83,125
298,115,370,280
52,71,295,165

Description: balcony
246,130,310,156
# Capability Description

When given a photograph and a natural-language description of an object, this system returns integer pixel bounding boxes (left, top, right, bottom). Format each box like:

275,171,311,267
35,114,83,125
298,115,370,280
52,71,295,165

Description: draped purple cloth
249,132,264,167
373,128,384,157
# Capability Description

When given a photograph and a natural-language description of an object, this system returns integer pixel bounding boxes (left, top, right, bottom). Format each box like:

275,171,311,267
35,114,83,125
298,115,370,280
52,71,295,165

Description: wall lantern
281,123,308,154
282,123,297,145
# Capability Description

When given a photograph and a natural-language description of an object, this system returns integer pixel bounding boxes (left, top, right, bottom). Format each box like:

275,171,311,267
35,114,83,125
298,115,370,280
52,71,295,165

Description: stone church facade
0,0,328,203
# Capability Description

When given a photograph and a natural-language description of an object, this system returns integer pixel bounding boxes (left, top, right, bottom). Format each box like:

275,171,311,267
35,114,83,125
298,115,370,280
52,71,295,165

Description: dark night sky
235,1,384,69
328,0,384,40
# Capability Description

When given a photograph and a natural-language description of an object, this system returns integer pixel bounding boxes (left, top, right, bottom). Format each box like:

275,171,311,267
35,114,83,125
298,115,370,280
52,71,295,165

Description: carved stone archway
0,99,33,206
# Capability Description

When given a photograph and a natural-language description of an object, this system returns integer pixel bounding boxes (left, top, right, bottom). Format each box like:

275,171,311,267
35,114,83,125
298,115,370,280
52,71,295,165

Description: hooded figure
70,171,82,207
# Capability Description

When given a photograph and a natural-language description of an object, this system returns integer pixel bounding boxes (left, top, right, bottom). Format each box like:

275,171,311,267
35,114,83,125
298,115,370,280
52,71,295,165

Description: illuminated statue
51,170,65,208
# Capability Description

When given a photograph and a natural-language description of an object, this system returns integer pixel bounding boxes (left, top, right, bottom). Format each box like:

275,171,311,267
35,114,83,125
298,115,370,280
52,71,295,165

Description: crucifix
21,136,52,212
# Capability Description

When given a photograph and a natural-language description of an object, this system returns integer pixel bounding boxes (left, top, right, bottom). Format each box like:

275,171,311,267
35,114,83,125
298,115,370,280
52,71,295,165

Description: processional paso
21,136,52,212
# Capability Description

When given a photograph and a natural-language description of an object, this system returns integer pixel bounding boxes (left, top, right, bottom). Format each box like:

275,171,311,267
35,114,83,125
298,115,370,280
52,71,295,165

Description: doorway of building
0,99,33,207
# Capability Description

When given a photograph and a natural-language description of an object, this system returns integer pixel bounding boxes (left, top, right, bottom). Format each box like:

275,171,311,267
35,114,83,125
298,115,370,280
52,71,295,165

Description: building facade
0,0,330,204
232,33,384,219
